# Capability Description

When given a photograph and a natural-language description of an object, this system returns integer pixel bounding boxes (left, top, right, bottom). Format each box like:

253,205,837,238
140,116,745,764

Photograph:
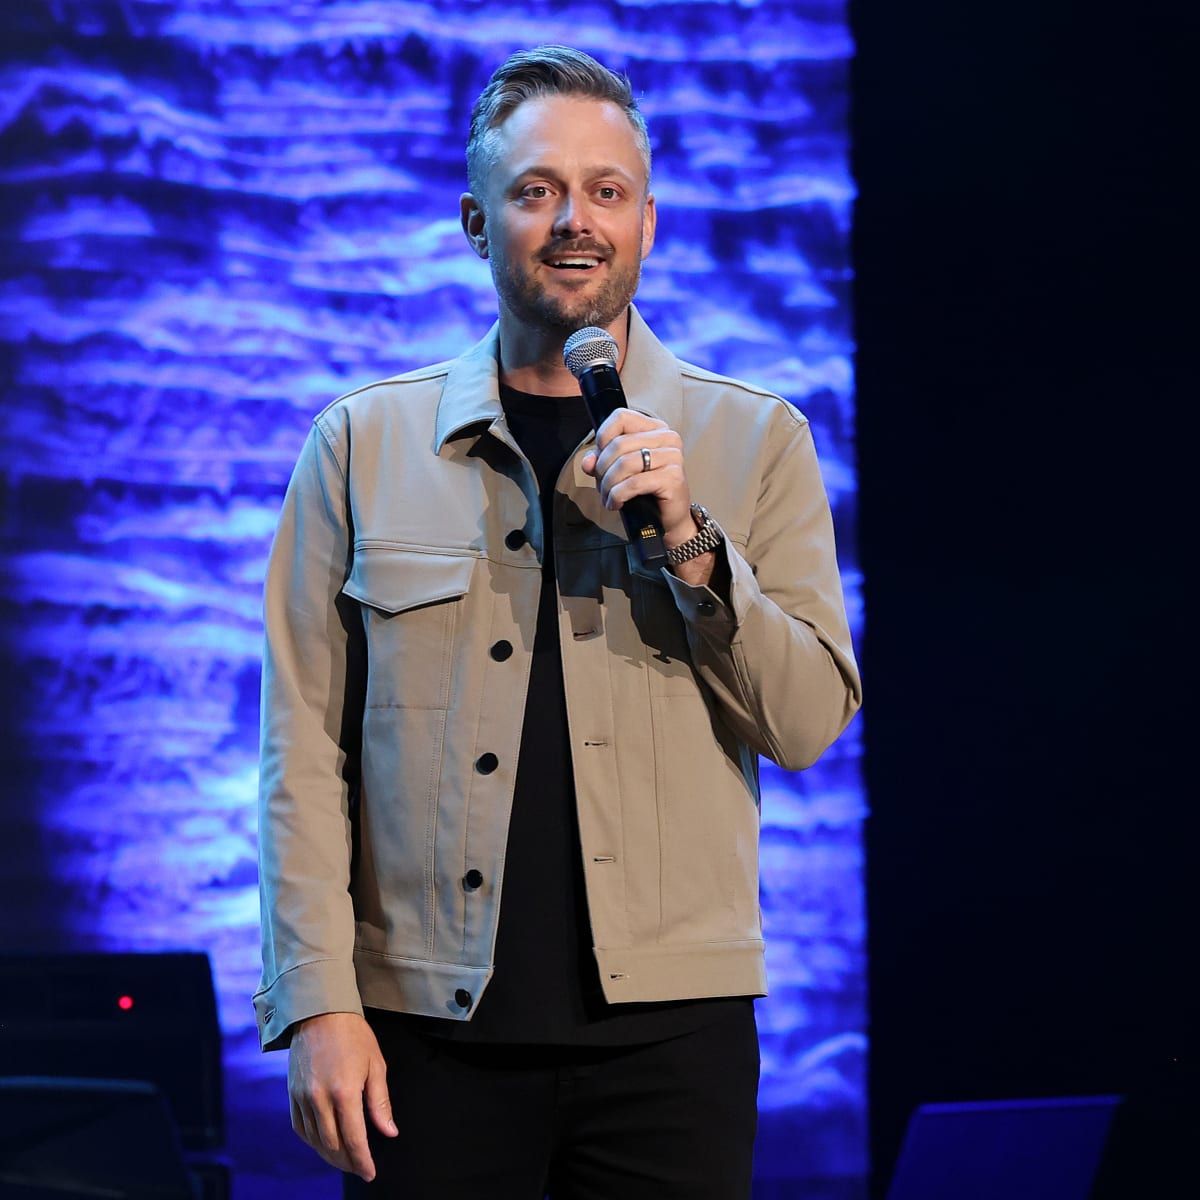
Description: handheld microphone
563,327,666,567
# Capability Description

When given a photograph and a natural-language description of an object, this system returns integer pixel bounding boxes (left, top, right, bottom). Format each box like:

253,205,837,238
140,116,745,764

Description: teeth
551,257,600,268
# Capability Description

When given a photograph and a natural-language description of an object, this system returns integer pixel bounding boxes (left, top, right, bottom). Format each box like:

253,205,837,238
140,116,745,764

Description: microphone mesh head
563,327,619,378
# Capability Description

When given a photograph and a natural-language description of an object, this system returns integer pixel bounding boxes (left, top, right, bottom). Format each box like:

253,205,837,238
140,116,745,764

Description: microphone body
564,330,667,568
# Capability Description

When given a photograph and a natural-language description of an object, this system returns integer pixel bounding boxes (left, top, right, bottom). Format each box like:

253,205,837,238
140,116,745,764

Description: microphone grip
577,365,666,567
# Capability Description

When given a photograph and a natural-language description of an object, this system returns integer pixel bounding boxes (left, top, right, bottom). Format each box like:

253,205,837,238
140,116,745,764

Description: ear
460,192,488,259
640,192,657,261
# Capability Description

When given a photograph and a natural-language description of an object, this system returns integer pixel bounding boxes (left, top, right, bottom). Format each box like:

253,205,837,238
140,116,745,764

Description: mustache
537,240,613,261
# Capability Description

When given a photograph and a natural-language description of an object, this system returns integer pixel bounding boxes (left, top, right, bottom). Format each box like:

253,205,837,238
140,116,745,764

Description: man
255,45,860,1199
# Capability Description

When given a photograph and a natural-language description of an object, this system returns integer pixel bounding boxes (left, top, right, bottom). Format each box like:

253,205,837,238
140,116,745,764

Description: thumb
581,450,597,475
364,1056,398,1137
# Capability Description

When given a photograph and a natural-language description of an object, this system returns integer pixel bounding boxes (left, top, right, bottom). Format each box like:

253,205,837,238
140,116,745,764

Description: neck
497,308,630,396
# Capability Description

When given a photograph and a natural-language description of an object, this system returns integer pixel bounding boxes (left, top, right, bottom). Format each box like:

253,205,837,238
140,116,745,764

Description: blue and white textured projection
1,0,861,1192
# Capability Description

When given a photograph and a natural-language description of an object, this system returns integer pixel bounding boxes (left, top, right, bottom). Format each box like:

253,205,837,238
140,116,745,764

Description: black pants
343,1003,759,1200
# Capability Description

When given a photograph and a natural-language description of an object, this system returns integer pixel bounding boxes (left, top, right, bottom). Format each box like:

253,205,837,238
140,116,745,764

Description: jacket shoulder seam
312,364,453,422
676,362,808,431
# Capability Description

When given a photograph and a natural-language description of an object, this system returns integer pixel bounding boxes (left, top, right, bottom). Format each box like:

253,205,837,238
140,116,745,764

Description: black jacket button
490,640,513,661
505,529,527,550
697,598,716,615
475,752,499,774
463,869,484,890
454,988,472,1008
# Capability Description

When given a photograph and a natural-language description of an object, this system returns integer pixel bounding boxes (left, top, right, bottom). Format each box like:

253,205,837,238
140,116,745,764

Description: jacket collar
433,304,684,453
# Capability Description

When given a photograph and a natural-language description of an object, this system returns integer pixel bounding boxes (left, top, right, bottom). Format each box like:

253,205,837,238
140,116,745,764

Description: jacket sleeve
253,416,366,1050
663,408,861,771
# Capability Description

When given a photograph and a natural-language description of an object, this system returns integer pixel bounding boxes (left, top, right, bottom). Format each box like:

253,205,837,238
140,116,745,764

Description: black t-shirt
404,383,750,1044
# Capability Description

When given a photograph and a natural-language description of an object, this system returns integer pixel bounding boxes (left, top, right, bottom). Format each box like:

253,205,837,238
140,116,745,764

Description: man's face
467,94,656,334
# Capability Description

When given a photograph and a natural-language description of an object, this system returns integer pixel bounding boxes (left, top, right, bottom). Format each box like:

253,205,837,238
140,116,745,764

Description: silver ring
641,448,652,472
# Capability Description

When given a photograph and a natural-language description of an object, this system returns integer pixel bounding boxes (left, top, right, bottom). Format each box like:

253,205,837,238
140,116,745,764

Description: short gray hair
466,46,651,202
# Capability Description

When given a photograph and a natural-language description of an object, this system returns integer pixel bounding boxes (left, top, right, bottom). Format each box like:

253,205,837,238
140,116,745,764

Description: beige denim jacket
254,307,861,1050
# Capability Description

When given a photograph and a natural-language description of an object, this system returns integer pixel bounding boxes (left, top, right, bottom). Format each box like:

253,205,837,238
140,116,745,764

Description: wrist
293,1010,363,1036
664,502,724,568
663,511,701,550
670,551,717,587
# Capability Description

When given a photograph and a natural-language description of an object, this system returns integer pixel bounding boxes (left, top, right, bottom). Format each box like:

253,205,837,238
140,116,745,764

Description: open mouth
544,256,605,271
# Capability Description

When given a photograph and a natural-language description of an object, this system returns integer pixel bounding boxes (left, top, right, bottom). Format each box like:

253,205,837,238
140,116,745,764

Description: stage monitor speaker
886,1095,1121,1200
0,1077,194,1199
886,1082,1195,1199
0,952,223,1152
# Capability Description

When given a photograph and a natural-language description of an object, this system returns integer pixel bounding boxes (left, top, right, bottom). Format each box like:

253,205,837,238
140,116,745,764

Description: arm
584,405,861,771
663,413,861,770
256,418,364,1047
255,418,395,1178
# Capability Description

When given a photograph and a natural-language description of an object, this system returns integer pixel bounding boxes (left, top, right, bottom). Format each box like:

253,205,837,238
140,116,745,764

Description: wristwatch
665,503,724,567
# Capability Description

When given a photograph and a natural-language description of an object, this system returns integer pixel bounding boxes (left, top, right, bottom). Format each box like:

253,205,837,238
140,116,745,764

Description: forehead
489,94,646,182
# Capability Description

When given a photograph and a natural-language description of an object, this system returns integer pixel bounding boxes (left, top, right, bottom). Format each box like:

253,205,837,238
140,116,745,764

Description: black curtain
852,1,1193,1192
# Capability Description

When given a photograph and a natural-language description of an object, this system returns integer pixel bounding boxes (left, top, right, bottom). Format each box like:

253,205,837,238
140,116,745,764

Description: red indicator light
117,994,134,1012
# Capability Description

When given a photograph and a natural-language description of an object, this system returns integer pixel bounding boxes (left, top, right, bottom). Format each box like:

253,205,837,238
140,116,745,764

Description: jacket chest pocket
342,546,478,710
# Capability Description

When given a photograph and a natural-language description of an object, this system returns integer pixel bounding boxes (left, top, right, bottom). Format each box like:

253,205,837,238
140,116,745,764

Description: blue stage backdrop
1,2,862,1194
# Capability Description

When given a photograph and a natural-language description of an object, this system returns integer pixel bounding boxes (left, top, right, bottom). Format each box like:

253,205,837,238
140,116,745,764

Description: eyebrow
507,162,639,190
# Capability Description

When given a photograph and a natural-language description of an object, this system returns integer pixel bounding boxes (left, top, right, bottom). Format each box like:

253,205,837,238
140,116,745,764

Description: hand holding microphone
563,327,695,567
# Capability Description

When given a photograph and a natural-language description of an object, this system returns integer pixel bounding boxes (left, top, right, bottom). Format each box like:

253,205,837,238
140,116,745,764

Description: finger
311,1093,347,1162
580,448,598,475
606,463,686,511
600,449,684,507
296,1096,320,1149
594,427,680,479
594,432,681,483
333,1091,377,1182
365,1055,398,1138
600,444,683,491
594,408,667,452
299,1097,352,1172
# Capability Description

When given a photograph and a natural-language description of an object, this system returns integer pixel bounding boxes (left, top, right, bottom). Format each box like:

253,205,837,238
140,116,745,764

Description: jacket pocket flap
343,546,477,615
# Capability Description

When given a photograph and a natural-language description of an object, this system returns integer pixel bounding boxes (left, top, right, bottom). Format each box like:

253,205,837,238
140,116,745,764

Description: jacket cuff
253,958,364,1052
661,538,742,637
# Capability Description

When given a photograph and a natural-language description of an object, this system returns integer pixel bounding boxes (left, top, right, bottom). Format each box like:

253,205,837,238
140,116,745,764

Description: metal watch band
665,503,724,566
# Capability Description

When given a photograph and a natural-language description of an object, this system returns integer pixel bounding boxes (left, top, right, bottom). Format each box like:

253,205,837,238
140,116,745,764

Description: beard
489,243,642,334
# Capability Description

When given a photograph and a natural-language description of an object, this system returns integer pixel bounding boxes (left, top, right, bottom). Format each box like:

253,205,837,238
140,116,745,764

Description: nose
552,190,591,238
